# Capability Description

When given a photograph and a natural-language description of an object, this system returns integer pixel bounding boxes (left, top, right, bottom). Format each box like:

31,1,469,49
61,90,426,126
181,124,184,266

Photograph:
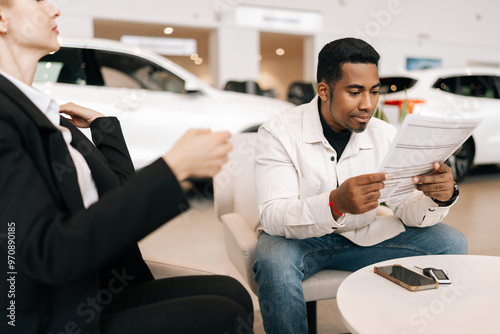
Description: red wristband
328,200,344,217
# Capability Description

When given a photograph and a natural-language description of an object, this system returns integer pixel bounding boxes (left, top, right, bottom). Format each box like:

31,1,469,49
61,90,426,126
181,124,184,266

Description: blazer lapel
0,75,85,213
47,131,86,213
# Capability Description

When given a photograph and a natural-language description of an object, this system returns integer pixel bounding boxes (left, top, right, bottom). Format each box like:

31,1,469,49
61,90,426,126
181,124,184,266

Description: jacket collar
0,74,58,133
301,96,324,144
301,95,374,157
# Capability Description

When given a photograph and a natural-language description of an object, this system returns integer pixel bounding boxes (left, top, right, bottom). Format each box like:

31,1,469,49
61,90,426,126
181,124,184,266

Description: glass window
35,47,86,85
432,77,455,94
379,77,417,95
433,76,500,99
93,50,185,93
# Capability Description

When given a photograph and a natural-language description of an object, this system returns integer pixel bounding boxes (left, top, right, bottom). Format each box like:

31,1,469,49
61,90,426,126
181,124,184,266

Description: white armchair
214,133,352,333
144,256,223,279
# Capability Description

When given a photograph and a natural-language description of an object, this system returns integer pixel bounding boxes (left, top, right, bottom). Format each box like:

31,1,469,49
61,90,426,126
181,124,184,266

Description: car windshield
379,77,417,94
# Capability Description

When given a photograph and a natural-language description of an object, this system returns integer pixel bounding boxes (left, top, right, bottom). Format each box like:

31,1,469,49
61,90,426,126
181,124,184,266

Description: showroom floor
139,165,500,334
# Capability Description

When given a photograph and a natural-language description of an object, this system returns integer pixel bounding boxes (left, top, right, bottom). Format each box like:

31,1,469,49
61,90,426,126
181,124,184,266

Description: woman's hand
59,102,105,128
163,129,232,181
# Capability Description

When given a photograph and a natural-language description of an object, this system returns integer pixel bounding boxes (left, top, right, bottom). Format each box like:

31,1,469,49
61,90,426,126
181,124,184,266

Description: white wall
243,0,500,48
55,0,219,27
374,37,500,75
210,26,260,89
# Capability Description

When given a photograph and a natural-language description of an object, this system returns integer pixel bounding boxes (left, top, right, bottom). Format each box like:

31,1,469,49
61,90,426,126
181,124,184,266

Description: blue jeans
253,223,467,334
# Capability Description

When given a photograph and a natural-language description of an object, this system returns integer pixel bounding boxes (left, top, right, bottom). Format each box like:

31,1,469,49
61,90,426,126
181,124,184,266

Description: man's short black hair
316,38,380,87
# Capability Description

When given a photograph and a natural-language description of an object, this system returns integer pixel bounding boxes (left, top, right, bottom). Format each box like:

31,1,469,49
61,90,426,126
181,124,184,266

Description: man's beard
346,122,367,133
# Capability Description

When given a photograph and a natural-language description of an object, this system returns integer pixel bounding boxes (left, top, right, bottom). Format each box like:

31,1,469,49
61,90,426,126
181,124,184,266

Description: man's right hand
329,173,388,217
163,129,232,181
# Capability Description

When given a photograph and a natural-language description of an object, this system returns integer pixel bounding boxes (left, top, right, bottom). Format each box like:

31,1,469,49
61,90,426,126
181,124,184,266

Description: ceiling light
194,58,203,65
190,53,199,60
164,27,174,35
276,48,285,56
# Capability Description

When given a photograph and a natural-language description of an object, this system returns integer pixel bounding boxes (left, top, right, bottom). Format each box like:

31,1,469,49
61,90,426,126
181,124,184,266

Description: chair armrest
144,257,224,279
213,166,235,219
221,212,259,295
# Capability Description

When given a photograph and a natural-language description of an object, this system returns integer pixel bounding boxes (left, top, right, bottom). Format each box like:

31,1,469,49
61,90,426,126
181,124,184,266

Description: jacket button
330,156,335,161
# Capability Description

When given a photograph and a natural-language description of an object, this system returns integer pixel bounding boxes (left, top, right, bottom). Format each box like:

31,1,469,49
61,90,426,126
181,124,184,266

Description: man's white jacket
255,96,454,246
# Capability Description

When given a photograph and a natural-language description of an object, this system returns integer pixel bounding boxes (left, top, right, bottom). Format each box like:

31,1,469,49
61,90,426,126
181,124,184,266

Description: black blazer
0,74,188,333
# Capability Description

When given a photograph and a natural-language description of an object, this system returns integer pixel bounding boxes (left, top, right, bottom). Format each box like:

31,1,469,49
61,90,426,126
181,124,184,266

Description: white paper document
378,115,482,203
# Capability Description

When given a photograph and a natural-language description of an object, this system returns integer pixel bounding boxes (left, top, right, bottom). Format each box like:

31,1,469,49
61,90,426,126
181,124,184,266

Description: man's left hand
412,162,455,203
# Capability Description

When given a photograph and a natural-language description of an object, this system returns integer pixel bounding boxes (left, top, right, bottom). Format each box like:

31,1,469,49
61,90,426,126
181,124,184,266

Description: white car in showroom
379,67,500,181
34,38,293,170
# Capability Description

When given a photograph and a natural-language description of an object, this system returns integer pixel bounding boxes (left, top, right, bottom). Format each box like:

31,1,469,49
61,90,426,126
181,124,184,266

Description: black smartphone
374,264,438,291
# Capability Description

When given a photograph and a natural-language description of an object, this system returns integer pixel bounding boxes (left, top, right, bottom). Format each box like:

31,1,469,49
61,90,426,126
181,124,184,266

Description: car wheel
445,138,475,182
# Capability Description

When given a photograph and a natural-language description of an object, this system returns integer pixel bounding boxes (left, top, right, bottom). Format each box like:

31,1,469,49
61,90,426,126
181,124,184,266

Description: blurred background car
286,81,316,106
223,80,276,98
378,67,500,181
34,38,294,170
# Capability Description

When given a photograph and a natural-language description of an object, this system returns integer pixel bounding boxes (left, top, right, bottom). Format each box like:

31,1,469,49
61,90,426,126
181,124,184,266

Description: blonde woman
0,1,252,333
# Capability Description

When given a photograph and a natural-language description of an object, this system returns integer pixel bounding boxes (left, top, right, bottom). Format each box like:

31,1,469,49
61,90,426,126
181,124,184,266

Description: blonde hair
0,0,12,5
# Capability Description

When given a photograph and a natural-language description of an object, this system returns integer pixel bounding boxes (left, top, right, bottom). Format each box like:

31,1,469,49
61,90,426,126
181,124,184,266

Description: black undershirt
318,99,351,160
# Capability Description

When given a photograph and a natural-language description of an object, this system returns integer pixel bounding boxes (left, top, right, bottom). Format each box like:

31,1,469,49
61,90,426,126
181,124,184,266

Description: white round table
337,255,500,334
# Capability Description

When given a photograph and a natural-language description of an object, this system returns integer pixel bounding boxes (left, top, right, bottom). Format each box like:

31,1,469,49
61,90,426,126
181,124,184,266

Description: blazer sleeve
0,117,189,286
88,117,135,183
